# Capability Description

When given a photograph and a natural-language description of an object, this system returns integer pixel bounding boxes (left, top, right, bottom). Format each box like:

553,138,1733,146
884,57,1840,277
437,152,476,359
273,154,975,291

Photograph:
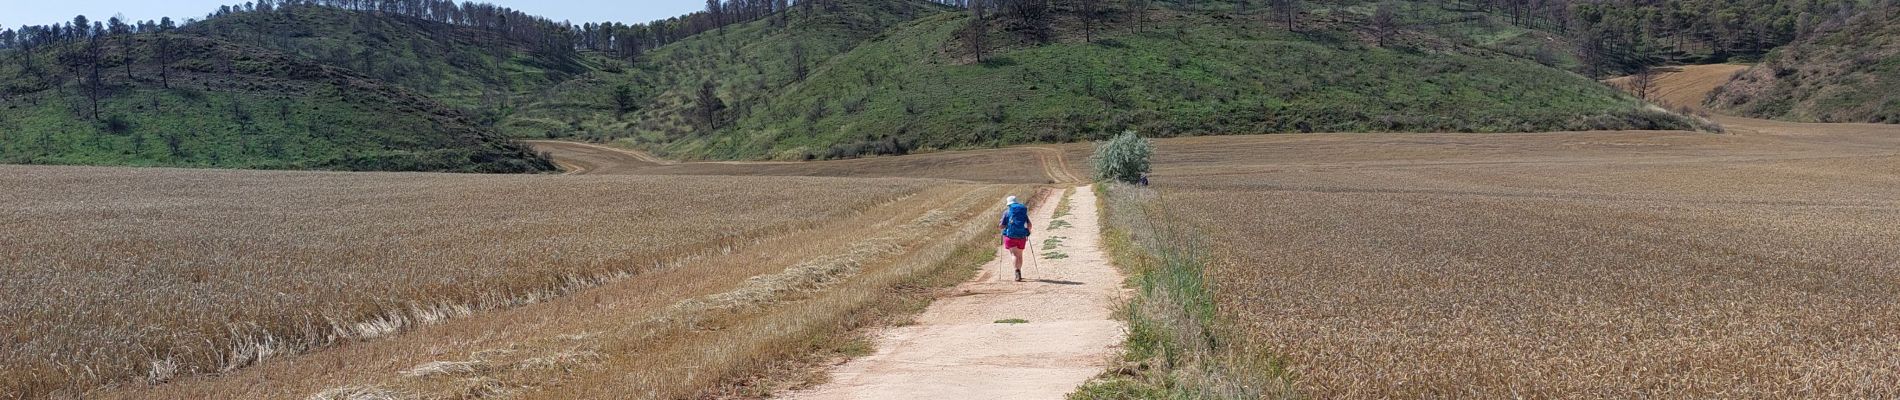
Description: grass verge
1070,183,1295,399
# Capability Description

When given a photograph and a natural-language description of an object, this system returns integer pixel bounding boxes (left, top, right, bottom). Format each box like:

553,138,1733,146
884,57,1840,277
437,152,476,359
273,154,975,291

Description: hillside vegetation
499,0,947,143
4,0,1749,166
0,34,553,172
183,3,589,116
527,0,1697,160
705,7,1698,160
1708,3,1900,123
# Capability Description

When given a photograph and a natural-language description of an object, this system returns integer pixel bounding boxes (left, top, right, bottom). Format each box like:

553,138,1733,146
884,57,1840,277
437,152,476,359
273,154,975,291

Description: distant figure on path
1001,196,1033,282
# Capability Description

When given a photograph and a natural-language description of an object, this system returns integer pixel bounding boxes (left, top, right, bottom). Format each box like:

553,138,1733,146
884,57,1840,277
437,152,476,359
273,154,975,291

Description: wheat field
0,165,952,398
526,140,1075,184
1141,119,1900,397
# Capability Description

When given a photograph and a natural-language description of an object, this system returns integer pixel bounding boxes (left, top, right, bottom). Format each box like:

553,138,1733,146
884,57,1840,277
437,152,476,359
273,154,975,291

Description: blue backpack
1002,203,1031,238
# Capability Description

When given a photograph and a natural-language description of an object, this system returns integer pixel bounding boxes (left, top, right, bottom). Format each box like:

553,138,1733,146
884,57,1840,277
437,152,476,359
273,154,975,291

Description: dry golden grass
1137,123,1900,397
74,183,1032,400
529,140,1084,184
0,165,946,398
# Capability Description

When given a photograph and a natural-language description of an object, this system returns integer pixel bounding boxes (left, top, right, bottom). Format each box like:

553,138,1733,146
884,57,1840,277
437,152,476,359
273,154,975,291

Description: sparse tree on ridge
1270,0,1299,32
108,16,132,80
706,0,725,34
72,15,89,42
967,0,987,63
1131,0,1150,32
84,22,105,120
157,17,175,89
1371,2,1400,47
775,0,791,27
1005,0,1053,44
1080,0,1099,43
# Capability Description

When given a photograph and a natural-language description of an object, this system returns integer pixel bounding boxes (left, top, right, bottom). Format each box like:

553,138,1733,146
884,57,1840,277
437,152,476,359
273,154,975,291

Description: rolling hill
513,0,1704,160
0,33,554,172
1707,3,1899,124
3,0,1718,168
498,0,949,145
692,5,1699,160
184,3,591,116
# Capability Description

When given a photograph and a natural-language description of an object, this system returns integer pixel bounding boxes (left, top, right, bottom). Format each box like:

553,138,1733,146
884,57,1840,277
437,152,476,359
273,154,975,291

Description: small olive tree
1092,131,1152,183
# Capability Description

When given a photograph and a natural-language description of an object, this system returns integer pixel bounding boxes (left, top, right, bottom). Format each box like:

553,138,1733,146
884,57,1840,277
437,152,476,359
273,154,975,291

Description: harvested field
0,165,944,397
86,182,1034,400
1139,111,1900,396
529,140,1084,184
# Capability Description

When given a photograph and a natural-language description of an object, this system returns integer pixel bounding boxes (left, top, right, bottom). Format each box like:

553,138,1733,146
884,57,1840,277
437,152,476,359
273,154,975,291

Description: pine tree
109,16,131,80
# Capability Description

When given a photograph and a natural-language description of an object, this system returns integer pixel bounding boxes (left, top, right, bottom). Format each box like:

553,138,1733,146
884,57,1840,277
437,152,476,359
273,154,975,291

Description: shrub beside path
789,186,1125,400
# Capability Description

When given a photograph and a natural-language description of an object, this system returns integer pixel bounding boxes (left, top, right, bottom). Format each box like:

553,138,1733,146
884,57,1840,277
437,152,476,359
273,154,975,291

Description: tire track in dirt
1030,147,1084,184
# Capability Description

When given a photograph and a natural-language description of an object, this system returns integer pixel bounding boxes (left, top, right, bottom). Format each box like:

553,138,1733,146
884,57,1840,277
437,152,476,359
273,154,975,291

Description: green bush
1092,131,1152,184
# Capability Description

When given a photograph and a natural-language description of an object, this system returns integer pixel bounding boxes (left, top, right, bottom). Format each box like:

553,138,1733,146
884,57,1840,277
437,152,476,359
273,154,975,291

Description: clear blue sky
0,0,707,29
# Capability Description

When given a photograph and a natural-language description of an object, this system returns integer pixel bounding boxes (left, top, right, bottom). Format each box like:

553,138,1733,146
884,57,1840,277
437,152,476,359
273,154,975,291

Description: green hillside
185,3,589,116
1708,3,1900,123
558,1,1700,160
498,0,948,142
0,34,554,172
2,0,1727,166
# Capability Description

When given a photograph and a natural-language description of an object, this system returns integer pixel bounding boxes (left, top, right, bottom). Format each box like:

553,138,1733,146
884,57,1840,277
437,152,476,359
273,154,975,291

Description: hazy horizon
0,0,707,30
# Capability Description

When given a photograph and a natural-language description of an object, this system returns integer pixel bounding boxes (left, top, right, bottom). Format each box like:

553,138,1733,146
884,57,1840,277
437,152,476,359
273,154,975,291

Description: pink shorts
1003,236,1028,250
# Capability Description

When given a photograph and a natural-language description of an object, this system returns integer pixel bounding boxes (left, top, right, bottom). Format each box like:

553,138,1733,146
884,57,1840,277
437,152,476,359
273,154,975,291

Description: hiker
1001,196,1032,282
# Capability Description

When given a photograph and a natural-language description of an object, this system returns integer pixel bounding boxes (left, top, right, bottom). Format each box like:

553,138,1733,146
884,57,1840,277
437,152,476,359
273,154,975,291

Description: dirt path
788,186,1124,400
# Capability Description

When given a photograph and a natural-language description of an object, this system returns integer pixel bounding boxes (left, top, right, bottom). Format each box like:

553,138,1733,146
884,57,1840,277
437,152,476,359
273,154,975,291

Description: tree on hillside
83,22,105,121
1270,0,1299,32
157,18,174,89
966,0,988,63
71,15,89,48
108,16,132,80
1624,67,1659,102
696,79,726,131
1005,0,1053,44
8,28,32,65
612,84,636,119
1371,2,1400,47
775,0,792,27
706,0,726,34
1131,0,1150,32
790,42,809,81
1574,26,1611,77
1080,0,1099,43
